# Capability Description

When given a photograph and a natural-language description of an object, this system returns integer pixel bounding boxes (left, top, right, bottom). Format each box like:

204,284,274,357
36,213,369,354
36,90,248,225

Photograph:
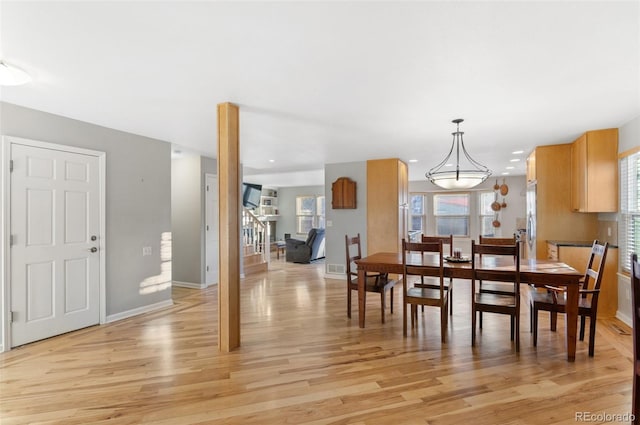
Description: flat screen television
242,183,262,209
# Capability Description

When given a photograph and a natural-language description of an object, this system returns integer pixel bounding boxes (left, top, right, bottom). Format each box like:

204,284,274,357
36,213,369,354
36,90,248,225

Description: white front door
10,142,101,347
205,174,219,286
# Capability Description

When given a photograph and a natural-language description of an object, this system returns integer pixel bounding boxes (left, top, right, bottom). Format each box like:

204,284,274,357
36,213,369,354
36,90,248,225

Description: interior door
205,174,219,286
10,143,101,347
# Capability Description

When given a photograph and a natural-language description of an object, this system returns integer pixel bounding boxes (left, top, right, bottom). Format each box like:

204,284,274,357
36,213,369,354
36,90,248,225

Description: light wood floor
0,255,635,424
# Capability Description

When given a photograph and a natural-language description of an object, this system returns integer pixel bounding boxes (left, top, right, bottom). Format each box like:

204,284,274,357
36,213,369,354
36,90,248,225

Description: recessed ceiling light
512,150,524,155
268,159,275,163
510,158,520,162
506,166,514,170
409,159,418,163
502,172,510,175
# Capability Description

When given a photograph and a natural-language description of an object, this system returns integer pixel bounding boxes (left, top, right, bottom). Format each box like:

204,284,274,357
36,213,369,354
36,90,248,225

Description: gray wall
1,102,172,320
617,114,640,324
171,155,217,285
171,155,203,284
324,162,368,276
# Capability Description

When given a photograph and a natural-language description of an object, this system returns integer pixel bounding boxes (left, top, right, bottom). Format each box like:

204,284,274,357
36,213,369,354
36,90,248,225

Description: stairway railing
242,207,269,264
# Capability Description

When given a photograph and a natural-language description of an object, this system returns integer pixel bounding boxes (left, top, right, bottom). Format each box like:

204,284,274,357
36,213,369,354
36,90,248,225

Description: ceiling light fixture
426,118,491,189
0,60,31,86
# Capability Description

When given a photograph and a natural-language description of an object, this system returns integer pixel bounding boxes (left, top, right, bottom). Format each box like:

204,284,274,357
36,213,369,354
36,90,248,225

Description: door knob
91,235,97,241
90,247,98,253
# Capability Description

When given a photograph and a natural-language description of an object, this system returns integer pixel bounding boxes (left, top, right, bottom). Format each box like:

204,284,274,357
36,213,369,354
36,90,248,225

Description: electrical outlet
142,246,152,256
607,227,612,237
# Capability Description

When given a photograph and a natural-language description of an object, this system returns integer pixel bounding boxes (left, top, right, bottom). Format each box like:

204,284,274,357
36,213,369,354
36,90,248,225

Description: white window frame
479,191,497,237
409,193,427,235
433,193,470,237
620,150,640,273
296,195,325,235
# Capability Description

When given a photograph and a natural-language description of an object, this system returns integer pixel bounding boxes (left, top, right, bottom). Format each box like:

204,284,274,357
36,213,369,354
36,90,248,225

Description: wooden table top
356,252,581,285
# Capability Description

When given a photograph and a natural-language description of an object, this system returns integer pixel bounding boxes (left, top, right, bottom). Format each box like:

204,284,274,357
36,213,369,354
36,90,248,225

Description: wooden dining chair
478,235,517,295
471,240,521,352
477,236,518,329
345,234,397,323
418,234,454,315
631,253,640,424
402,239,450,342
529,240,608,357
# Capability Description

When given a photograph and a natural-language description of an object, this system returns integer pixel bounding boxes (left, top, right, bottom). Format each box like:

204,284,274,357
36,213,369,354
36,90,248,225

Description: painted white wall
0,102,172,331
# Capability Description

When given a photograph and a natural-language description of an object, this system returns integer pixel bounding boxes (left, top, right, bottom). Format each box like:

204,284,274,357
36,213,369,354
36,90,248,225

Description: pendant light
426,118,491,189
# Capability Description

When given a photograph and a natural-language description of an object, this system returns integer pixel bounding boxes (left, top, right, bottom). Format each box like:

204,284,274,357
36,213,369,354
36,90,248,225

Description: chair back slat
345,233,363,281
472,241,520,293
582,240,608,293
422,234,453,256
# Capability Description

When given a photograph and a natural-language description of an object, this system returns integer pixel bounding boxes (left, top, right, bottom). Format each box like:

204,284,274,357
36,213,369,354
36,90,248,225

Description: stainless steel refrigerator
526,182,536,259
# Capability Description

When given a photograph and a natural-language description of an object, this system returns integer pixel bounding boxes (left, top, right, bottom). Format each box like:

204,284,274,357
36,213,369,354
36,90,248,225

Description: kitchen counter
548,240,618,249
546,240,618,318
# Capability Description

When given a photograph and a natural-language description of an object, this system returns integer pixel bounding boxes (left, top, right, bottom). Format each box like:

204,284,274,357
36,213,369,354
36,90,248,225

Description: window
621,151,640,272
296,195,325,234
409,194,426,234
433,193,469,237
479,191,496,237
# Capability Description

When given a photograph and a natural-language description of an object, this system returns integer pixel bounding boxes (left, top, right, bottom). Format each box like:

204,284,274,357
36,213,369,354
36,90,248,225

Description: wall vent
327,264,345,274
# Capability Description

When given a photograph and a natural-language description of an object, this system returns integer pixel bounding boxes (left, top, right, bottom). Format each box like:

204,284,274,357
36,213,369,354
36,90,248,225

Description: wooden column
217,102,240,351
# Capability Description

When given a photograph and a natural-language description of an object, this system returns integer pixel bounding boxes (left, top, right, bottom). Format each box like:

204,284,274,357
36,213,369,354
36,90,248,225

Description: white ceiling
1,1,638,187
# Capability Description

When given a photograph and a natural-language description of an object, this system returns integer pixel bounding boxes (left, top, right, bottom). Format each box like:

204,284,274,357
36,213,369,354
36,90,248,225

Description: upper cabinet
331,177,357,209
526,149,537,183
570,128,618,213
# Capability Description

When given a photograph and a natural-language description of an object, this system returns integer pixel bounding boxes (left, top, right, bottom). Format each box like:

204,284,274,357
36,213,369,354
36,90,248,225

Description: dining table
355,252,583,362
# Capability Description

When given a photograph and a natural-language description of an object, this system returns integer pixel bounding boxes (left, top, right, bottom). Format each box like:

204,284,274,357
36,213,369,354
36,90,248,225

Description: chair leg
510,315,515,341
449,283,454,316
515,313,520,353
588,315,597,357
579,315,586,341
550,311,557,332
390,287,394,314
380,291,385,324
472,307,477,346
441,303,447,343
403,302,407,337
533,306,538,347
479,311,483,329
347,287,351,319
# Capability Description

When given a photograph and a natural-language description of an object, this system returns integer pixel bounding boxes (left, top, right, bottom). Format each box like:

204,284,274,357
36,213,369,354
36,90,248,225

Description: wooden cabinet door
571,134,587,212
526,150,536,183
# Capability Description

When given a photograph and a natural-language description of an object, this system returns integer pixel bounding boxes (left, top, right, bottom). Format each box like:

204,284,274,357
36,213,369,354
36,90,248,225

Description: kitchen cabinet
570,128,618,213
526,149,536,183
529,144,598,259
331,177,357,209
547,241,618,318
367,158,408,255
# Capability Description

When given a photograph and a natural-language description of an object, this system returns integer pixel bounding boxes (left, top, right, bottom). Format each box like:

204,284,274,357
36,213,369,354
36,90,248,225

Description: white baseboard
616,310,632,328
106,299,174,323
324,272,346,281
0,343,4,353
172,280,205,289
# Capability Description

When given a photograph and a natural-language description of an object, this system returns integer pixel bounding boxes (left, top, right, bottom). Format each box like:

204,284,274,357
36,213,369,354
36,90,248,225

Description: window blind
620,152,640,272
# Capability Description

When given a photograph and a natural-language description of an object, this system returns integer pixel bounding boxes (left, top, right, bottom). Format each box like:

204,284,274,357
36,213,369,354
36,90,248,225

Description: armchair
285,228,326,263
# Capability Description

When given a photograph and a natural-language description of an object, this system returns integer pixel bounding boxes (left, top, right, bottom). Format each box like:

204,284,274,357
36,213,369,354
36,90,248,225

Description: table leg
358,267,366,328
565,282,578,362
